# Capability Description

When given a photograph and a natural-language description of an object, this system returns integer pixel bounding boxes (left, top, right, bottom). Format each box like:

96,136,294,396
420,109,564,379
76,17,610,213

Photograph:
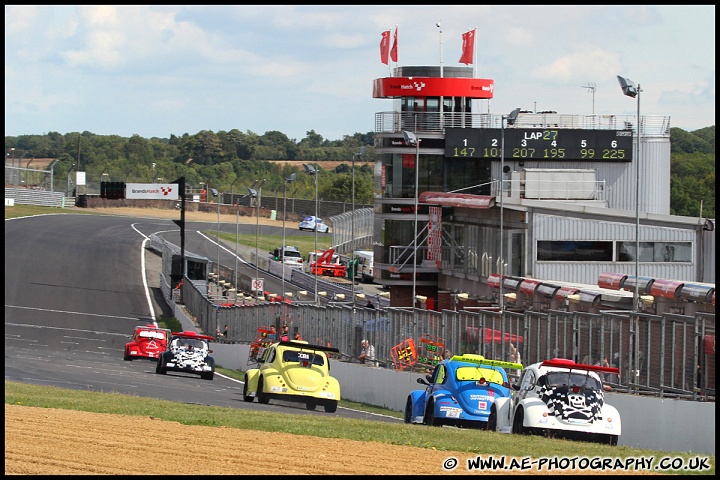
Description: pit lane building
370,65,715,316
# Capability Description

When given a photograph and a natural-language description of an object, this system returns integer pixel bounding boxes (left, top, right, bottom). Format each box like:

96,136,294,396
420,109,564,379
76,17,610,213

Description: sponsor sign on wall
126,183,179,200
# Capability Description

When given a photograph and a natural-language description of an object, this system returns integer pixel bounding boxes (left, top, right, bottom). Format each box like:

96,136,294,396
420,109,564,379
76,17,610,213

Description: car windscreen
138,330,167,340
282,350,325,366
303,217,315,222
175,338,205,349
544,371,602,390
455,366,505,385
284,251,302,259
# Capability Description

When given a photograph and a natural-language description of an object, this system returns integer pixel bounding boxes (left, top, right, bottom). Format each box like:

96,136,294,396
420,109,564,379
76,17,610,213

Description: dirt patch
5,404,658,475
4,404,475,475
88,206,285,226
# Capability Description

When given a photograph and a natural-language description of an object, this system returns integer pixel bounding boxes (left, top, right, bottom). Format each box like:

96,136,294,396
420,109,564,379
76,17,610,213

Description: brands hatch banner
126,183,179,200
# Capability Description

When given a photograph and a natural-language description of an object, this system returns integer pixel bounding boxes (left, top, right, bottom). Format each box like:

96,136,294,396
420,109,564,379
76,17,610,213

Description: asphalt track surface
4,213,400,424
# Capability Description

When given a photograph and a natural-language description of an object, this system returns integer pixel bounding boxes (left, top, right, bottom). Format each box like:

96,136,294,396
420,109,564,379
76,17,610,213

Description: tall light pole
234,200,240,304
67,163,76,197
10,148,16,185
281,173,297,301
213,188,221,299
402,129,420,309
248,187,260,300
617,75,641,312
499,108,521,311
303,164,320,304
352,147,366,309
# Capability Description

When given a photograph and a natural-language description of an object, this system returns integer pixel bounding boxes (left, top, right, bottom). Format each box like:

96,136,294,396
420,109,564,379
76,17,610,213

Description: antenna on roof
581,83,597,114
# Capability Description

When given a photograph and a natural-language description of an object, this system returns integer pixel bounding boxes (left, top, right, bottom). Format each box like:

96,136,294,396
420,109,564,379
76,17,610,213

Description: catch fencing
152,235,715,402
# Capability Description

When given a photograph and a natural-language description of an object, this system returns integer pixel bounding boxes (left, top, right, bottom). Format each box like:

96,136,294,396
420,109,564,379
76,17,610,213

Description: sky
4,5,715,142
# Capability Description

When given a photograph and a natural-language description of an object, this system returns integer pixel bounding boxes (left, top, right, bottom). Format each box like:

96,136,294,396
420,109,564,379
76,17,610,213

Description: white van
354,250,374,283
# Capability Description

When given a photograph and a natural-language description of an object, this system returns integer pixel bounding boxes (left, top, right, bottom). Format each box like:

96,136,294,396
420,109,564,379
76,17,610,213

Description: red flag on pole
380,30,390,65
390,25,398,62
459,29,475,65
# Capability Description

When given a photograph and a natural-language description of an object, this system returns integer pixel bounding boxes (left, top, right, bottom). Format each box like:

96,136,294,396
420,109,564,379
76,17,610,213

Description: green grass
4,381,713,475
4,204,92,219
213,230,333,261
4,204,332,260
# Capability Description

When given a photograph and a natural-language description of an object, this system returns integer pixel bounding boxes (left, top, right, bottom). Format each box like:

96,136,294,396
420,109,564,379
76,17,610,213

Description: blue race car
404,354,523,428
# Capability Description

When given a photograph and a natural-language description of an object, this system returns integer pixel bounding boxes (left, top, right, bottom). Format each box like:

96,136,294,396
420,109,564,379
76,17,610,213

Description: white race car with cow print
488,358,621,445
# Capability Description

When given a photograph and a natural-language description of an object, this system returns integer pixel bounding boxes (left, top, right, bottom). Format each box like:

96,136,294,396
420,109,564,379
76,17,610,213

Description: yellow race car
243,340,341,413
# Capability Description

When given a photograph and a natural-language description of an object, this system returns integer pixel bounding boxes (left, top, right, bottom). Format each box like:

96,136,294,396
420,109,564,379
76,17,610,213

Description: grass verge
4,381,713,475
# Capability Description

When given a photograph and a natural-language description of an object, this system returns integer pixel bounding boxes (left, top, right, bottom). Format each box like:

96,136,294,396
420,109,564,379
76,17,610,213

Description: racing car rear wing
541,358,619,376
278,340,340,354
171,330,215,342
450,354,523,371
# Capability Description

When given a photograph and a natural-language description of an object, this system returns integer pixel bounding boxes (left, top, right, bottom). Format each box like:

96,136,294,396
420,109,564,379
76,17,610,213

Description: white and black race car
488,358,621,445
156,330,215,380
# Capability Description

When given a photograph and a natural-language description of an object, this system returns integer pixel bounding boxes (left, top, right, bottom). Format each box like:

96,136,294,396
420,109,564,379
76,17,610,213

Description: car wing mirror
511,383,520,391
417,377,430,386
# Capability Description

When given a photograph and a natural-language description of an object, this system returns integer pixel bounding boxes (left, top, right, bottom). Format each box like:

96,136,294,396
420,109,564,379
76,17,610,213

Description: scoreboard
445,128,633,162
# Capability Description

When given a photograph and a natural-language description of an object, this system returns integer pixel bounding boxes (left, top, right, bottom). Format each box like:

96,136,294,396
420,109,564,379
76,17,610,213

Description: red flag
390,26,398,62
459,29,475,65
380,30,390,65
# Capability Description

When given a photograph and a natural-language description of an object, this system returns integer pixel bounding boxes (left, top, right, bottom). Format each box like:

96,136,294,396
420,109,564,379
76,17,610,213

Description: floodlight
402,130,418,146
506,108,521,126
617,75,638,98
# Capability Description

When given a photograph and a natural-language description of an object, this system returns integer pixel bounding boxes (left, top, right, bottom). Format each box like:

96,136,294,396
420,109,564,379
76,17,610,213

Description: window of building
537,241,614,261
537,240,692,263
617,241,691,262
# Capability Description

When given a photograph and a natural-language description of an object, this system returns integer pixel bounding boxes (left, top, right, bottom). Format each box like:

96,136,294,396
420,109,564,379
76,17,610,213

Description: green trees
669,127,715,218
4,126,714,217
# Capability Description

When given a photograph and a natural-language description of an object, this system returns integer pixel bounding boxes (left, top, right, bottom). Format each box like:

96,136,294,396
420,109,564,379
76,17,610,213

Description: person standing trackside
358,339,377,367
280,324,290,342
222,324,229,339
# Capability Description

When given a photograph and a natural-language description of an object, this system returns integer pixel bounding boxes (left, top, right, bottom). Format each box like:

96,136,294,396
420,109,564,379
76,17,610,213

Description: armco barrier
203,340,715,455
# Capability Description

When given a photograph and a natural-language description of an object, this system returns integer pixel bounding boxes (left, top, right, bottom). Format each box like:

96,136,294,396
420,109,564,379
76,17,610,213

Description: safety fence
152,235,715,402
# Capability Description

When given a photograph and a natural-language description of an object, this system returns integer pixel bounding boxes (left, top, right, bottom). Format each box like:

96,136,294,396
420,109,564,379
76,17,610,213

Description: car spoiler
541,358,620,376
171,331,215,341
278,340,340,354
450,354,523,371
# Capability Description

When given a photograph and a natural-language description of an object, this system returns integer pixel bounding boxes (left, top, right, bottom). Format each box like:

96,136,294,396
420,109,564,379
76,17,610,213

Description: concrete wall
177,303,715,455
210,341,715,455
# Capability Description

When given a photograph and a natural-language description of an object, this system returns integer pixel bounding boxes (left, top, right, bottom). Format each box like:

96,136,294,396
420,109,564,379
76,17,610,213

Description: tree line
4,125,715,217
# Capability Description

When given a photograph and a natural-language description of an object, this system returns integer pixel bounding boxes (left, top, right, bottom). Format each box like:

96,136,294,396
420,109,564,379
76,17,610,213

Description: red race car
124,324,171,361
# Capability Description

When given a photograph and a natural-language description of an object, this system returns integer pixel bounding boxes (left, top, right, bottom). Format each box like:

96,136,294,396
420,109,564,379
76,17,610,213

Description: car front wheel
512,408,526,434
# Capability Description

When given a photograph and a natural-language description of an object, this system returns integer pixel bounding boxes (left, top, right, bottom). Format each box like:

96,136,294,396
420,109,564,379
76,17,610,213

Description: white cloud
4,5,715,140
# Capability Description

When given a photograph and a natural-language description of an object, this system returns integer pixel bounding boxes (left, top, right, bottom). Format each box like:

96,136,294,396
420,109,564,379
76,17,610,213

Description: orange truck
310,248,347,278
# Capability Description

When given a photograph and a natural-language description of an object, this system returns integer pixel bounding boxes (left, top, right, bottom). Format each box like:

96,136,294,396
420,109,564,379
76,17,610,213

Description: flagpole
473,27,477,78
437,20,443,78
392,24,398,77
388,26,392,77
473,27,478,118
437,20,443,129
